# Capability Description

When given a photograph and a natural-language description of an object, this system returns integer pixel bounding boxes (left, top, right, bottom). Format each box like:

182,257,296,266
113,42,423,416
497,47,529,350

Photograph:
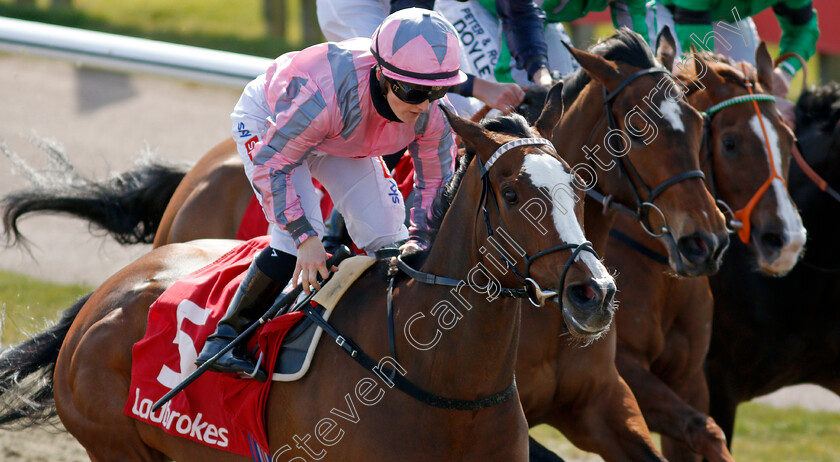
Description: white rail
0,17,274,88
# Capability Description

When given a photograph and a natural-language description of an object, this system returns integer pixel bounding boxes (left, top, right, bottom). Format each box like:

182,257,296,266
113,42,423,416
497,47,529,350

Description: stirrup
239,351,266,381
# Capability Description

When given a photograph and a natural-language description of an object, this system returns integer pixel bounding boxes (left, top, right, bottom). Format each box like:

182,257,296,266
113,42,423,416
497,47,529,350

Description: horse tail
0,292,91,429
2,160,188,247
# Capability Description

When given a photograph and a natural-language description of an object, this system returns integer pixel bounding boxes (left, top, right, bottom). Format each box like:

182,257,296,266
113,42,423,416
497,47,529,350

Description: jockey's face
386,88,430,123
377,69,432,123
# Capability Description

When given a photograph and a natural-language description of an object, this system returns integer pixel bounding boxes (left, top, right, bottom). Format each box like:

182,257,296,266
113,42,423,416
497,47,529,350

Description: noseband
397,137,598,308
586,68,707,237
699,63,790,243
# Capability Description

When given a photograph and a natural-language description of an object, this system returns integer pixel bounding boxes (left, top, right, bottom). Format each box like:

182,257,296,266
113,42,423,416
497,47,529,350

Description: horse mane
795,81,840,133
392,113,534,274
562,27,659,105
426,113,535,237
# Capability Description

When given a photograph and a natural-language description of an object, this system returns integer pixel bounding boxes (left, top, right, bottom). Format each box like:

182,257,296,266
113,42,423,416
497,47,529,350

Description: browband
480,138,556,177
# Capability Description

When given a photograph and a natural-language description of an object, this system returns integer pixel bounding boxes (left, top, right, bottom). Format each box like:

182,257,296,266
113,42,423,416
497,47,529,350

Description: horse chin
561,304,613,343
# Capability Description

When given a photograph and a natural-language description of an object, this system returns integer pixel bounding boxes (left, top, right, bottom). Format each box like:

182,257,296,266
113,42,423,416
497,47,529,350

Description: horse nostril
760,232,785,253
678,234,711,264
568,283,597,308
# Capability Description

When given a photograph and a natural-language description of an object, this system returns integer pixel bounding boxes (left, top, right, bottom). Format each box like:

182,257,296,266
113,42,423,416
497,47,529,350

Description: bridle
585,68,707,237
311,137,599,412
699,63,790,243
397,137,598,308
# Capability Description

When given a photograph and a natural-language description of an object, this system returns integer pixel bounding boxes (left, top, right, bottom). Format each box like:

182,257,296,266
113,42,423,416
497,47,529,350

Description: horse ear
439,104,500,161
683,51,724,89
535,81,564,138
563,42,622,88
755,42,774,92
655,26,677,71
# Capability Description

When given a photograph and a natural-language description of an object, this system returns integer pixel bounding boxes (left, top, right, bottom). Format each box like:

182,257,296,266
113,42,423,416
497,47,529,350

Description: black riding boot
322,209,348,255
195,259,282,381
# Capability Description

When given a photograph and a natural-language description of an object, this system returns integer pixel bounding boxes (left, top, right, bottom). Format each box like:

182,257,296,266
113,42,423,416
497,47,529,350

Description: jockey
643,0,819,100
195,8,463,380
316,0,542,116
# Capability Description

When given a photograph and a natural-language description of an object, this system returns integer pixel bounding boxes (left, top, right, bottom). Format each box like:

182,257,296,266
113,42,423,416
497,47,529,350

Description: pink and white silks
231,37,457,255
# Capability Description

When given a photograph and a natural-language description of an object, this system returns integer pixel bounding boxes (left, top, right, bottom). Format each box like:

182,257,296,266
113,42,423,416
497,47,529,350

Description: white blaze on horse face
749,114,807,269
658,99,685,132
522,154,612,282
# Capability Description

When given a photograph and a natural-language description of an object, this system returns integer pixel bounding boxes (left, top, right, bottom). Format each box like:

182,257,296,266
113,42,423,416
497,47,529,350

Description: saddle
270,254,376,381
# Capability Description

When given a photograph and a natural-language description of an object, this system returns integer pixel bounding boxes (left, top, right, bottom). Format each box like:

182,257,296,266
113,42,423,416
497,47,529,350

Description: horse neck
559,82,619,255
401,164,522,398
583,199,616,256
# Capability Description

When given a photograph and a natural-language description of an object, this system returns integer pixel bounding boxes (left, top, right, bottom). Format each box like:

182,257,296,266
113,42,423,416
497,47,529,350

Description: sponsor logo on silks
451,8,498,77
245,136,259,161
237,122,252,138
388,181,401,204
130,387,230,448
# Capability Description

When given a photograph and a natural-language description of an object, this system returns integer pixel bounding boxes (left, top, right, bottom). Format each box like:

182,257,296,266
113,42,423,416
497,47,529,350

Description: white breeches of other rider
625,2,760,65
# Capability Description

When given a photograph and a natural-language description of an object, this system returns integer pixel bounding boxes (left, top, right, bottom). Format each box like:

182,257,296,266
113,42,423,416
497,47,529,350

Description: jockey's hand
472,78,525,114
293,236,330,295
532,67,553,88
772,67,792,98
399,237,427,257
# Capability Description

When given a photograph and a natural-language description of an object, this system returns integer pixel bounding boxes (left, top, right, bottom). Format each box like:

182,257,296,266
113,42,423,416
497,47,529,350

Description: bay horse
605,45,806,462
517,28,731,462
705,81,840,447
1,29,728,461
0,108,617,461
605,44,806,462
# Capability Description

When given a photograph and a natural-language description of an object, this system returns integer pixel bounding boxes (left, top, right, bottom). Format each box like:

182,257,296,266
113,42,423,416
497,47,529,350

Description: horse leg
55,303,167,461
535,332,665,461
544,371,666,462
705,360,741,447
616,354,733,462
658,368,731,462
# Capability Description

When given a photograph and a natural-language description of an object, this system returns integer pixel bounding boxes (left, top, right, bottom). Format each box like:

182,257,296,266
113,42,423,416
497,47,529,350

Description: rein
400,137,598,308
586,68,706,237
302,137,597,412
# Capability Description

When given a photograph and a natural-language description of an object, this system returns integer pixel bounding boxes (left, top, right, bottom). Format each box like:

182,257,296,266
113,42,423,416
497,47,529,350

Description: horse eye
503,188,518,204
722,135,736,151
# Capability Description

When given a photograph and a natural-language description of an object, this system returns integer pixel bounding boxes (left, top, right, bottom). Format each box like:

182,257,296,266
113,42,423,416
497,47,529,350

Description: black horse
705,82,840,445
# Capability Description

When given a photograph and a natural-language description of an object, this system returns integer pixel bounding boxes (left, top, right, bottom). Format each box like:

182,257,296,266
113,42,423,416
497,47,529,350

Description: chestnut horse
517,28,730,462
1,29,730,461
705,82,840,447
0,108,617,461
606,45,806,462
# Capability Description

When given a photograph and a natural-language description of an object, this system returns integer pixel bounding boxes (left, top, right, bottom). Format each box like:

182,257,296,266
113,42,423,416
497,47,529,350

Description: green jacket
656,0,819,74
476,0,650,81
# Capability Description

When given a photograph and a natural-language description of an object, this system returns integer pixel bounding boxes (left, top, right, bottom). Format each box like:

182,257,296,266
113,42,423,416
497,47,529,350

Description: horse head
439,100,616,339
677,43,807,276
541,27,729,277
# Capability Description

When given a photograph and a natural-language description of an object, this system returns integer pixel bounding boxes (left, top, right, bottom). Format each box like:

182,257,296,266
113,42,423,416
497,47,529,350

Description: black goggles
388,78,449,104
